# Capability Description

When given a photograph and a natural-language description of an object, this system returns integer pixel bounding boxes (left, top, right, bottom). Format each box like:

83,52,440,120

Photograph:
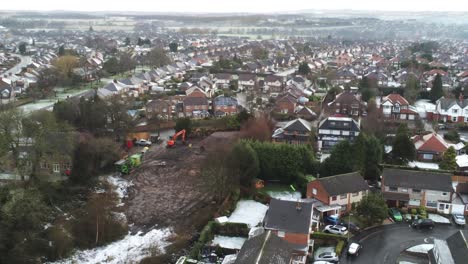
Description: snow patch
51,228,173,264
228,200,268,227
406,244,434,254
408,161,439,170
211,236,246,250
428,213,450,224
105,175,134,200
267,191,301,201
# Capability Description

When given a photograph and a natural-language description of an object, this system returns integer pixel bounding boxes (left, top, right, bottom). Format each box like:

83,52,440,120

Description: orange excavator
166,129,186,148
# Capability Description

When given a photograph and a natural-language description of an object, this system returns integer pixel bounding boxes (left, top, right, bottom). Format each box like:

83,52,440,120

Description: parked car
347,242,362,256
452,214,466,226
315,252,339,262
324,225,348,236
411,219,435,229
388,208,403,222
324,214,340,225
135,139,152,146
339,220,360,233
313,261,334,264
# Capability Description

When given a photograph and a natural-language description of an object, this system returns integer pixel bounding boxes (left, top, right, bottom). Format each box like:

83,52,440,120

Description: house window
312,188,317,195
332,196,337,201
423,154,434,160
452,116,458,122
352,192,359,197
277,231,285,238
389,187,398,191
442,192,447,196
452,109,458,114
412,189,421,193
426,201,437,208
340,194,347,199
52,164,60,173
400,188,408,193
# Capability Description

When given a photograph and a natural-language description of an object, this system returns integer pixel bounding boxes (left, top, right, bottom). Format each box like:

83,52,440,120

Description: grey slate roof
264,199,312,235
382,168,453,192
438,97,468,110
315,172,369,196
183,97,208,106
214,96,238,106
446,230,468,264
283,118,311,133
234,231,294,264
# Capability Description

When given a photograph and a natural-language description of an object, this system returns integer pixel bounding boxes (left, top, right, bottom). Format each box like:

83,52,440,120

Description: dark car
339,220,360,233
324,214,340,225
412,219,435,229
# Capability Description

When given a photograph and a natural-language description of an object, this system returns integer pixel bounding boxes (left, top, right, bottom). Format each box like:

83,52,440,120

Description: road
340,223,463,264
3,54,32,76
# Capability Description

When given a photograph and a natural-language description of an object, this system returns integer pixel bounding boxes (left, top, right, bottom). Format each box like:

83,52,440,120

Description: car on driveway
388,208,402,222
324,214,340,225
339,220,360,233
313,261,334,264
347,242,362,256
324,225,348,235
452,214,466,226
135,139,152,146
412,219,435,230
314,252,339,262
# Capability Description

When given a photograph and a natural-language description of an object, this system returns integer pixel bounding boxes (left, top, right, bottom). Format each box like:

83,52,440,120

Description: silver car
452,214,466,226
315,252,339,262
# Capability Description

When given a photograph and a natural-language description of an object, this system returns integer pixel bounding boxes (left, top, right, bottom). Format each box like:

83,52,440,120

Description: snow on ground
228,200,268,227
406,244,434,254
211,236,246,250
51,228,173,264
428,213,450,224
267,191,302,201
105,175,134,200
414,100,436,119
408,161,439,170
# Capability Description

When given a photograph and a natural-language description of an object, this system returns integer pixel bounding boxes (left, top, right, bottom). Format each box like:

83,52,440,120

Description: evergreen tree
298,62,311,76
439,146,457,171
356,193,388,226
430,74,443,102
392,124,416,164
124,37,131,46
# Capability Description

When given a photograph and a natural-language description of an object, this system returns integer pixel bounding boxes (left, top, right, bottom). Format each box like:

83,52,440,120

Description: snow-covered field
267,191,301,201
52,228,173,264
228,200,268,227
105,175,134,200
211,236,246,250
406,244,434,254
408,161,439,170
428,213,450,224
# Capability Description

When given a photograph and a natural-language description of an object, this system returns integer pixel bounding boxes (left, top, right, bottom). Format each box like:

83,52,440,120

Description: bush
400,207,408,214
336,240,346,255
418,206,427,215
311,232,346,241
213,223,249,237
411,208,418,215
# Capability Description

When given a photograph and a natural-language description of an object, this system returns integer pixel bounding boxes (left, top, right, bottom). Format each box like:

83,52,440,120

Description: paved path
340,223,464,264
3,54,32,76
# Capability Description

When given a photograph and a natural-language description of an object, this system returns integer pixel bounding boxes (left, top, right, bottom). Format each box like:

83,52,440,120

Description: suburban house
295,106,317,121
317,116,360,151
413,133,449,161
214,73,232,89
274,93,297,114
380,93,419,120
0,77,13,101
306,172,369,213
263,199,317,255
451,183,468,216
381,169,454,214
234,230,307,264
183,97,209,118
326,90,365,117
264,75,284,93
186,86,209,98
432,97,468,123
429,230,468,264
272,118,312,145
238,74,256,91
145,99,172,120
213,95,238,116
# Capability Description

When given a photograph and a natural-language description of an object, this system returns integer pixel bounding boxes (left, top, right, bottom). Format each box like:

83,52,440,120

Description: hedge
336,240,346,255
311,232,347,241
212,222,249,238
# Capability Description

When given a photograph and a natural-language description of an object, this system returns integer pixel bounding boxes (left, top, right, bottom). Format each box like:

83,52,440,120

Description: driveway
340,223,463,264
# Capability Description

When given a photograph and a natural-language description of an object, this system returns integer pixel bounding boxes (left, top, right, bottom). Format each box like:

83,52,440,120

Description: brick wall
307,181,329,205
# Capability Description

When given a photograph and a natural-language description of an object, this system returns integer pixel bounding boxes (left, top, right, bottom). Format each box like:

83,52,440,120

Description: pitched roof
382,168,453,192
234,231,294,264
314,172,369,196
264,199,312,235
382,93,409,106
214,95,238,106
183,96,208,106
446,230,468,264
413,133,448,153
318,116,360,132
283,118,312,133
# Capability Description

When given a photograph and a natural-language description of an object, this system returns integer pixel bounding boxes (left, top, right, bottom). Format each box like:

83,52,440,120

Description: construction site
123,131,240,233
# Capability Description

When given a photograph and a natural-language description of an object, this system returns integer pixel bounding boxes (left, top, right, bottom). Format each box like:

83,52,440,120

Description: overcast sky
1,0,467,13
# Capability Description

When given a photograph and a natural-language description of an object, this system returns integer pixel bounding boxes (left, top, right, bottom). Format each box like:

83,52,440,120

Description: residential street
340,223,463,264
4,54,31,75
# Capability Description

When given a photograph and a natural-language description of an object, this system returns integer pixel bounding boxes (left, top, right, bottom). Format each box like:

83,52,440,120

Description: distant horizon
1,0,467,13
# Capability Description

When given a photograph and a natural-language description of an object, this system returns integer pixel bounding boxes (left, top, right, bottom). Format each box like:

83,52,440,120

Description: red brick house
326,90,365,117
274,93,297,114
306,172,369,213
380,93,419,120
183,97,209,118
413,133,449,161
213,95,238,116
263,199,318,254
145,99,172,120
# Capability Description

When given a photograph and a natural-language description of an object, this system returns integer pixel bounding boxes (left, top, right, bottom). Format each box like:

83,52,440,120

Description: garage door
452,204,465,214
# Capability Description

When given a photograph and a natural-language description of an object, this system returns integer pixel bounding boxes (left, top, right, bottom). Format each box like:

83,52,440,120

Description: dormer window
453,109,458,114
